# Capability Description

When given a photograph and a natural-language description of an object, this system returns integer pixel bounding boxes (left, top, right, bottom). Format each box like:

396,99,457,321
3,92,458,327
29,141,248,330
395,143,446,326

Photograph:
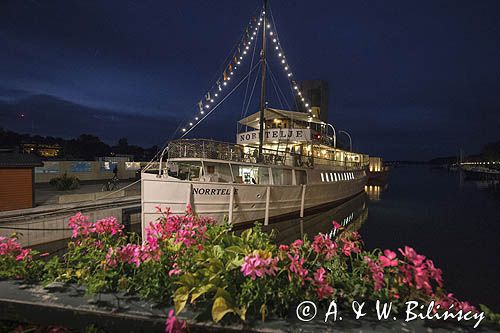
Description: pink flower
165,309,186,333
425,259,443,287
379,249,398,267
68,212,92,238
291,239,303,249
241,253,279,280
364,256,385,291
169,263,182,277
342,241,359,256
279,244,289,252
332,221,342,230
398,246,426,266
312,267,334,299
92,217,124,236
287,253,309,283
312,234,337,259
15,248,31,261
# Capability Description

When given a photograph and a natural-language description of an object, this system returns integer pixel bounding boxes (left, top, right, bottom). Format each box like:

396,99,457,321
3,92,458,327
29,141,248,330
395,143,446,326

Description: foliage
49,173,80,191
1,209,499,332
0,234,46,281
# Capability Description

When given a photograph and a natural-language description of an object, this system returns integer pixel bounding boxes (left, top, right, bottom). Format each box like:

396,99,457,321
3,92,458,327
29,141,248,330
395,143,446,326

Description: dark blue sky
1,0,499,160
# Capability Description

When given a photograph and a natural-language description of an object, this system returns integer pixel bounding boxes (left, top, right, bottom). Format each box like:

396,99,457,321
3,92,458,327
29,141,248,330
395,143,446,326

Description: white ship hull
141,171,367,232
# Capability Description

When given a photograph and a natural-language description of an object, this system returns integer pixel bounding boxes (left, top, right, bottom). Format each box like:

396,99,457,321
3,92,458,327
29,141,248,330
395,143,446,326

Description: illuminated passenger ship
141,1,369,233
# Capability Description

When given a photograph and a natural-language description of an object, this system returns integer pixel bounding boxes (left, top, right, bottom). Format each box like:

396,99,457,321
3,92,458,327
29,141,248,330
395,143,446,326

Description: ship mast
258,0,268,160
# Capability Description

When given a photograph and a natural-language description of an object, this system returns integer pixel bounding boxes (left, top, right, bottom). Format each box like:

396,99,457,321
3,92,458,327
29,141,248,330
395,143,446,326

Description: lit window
330,173,334,181
325,173,330,182
320,173,325,182
334,173,338,181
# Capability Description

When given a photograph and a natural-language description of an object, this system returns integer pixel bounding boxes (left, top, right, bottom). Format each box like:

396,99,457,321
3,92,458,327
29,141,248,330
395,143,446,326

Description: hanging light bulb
214,93,218,97
237,61,241,65
301,98,304,102
223,82,227,86
305,103,309,107
269,31,273,36
195,117,199,120
211,99,214,102
205,104,209,109
278,53,282,57
288,73,292,77
189,122,193,126
200,110,204,114
285,66,288,70
267,24,270,28
273,38,277,43
182,128,186,132
294,85,298,90
281,59,285,63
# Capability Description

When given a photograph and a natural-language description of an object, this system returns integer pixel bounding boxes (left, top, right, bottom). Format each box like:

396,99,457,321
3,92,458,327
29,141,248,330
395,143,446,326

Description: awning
238,108,324,129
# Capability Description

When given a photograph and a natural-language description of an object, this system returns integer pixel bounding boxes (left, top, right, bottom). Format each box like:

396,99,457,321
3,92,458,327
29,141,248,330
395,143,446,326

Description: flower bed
1,207,499,332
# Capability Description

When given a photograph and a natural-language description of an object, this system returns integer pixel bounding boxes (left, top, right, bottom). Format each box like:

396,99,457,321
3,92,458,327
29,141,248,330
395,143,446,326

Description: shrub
49,173,80,191
1,209,499,332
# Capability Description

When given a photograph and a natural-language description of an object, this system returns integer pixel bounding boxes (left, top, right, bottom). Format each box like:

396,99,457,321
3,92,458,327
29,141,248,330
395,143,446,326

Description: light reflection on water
263,192,369,244
264,166,500,311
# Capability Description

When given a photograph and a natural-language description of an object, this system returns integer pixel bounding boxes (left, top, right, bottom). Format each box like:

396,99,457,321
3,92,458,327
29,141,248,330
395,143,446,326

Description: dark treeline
0,128,159,161
429,139,500,165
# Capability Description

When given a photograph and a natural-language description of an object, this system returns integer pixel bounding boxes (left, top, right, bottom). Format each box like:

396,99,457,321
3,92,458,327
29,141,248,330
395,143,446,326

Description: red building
0,151,43,211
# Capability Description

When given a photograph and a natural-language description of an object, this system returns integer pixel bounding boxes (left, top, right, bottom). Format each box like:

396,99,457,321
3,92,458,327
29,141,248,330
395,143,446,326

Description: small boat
141,1,369,233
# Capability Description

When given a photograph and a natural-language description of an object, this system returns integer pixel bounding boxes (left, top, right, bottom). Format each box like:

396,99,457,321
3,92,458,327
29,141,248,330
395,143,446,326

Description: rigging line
267,63,291,110
269,7,301,112
267,62,292,110
171,7,263,140
145,6,265,169
239,19,260,128
266,63,285,109
201,5,262,97
180,61,261,138
241,62,262,123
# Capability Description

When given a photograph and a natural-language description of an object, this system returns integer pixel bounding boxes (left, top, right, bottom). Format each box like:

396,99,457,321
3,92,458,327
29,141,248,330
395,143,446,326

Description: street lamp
323,123,336,148
339,130,352,152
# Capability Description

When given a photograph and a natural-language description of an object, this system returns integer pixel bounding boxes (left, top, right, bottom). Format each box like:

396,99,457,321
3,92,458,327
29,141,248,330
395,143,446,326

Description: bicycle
101,175,120,191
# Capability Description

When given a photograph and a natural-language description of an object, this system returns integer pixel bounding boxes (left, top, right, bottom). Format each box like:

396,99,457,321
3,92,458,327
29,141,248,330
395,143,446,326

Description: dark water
267,165,500,312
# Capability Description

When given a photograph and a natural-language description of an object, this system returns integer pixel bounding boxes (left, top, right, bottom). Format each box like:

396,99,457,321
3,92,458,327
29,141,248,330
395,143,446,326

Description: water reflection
264,193,368,244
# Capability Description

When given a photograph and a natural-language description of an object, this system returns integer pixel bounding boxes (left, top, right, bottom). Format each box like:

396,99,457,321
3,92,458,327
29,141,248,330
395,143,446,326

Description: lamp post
324,123,336,148
339,130,352,152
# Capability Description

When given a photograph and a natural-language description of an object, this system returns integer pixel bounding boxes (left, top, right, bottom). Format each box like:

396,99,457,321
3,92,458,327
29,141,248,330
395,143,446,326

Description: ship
141,0,369,234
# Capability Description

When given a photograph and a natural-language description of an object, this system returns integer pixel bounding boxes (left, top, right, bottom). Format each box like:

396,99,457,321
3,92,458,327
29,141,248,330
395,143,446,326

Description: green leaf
173,286,190,314
191,284,216,303
225,256,244,270
212,294,234,323
225,245,245,254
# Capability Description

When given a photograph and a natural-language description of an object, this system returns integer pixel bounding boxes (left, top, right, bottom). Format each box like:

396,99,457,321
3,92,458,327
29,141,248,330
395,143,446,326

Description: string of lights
178,10,265,136
266,10,316,123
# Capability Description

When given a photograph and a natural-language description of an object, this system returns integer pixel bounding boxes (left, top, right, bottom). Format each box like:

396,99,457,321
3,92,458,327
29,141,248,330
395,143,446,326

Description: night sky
1,0,499,160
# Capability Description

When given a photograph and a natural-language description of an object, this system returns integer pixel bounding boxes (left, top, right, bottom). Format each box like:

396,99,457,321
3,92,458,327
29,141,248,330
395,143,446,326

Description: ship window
334,173,338,181
351,172,354,179
259,167,270,185
283,169,293,185
325,172,330,182
296,170,307,185
169,161,202,181
201,162,232,182
330,173,334,181
320,173,325,182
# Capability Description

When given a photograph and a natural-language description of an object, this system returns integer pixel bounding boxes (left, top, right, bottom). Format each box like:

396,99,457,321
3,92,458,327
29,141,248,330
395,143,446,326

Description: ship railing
167,139,367,169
